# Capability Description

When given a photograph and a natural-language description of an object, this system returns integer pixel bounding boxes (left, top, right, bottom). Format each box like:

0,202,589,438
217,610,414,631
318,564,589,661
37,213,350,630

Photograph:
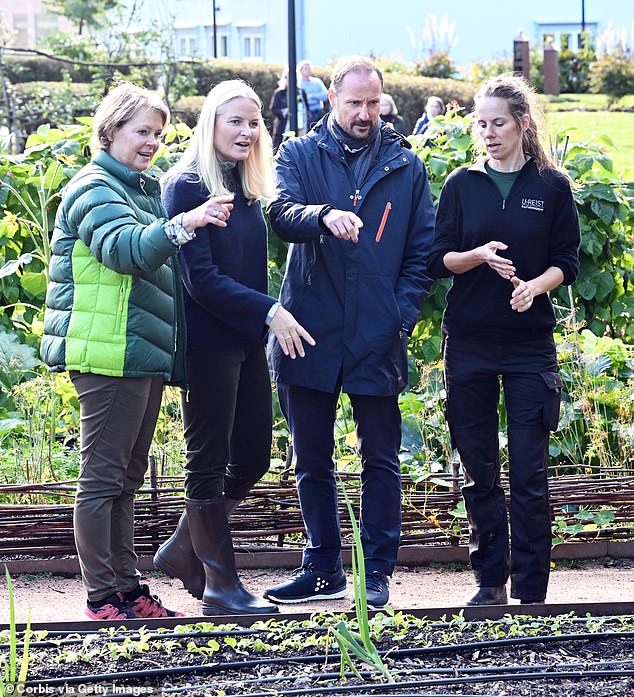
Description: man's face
329,70,382,139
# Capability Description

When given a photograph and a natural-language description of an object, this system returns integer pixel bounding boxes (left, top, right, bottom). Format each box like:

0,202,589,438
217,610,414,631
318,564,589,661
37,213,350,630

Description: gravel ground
1,558,633,624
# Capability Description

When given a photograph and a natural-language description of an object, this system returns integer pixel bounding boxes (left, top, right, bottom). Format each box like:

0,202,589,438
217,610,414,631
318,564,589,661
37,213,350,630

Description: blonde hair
426,96,445,114
381,93,398,114
163,80,274,202
473,74,555,173
91,82,170,154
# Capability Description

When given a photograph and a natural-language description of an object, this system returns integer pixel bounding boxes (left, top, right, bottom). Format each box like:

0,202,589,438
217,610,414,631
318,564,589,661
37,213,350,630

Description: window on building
240,32,263,59
180,38,187,55
35,13,59,43
220,35,229,57
189,38,197,55
13,14,29,48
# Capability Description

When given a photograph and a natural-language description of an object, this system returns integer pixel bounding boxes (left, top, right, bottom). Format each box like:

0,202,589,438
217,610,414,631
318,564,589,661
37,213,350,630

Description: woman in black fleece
156,80,314,616
428,75,580,607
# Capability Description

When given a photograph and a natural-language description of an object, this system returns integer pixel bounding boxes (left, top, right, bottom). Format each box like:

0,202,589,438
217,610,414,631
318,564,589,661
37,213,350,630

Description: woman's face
426,100,442,118
300,63,311,80
380,96,392,116
214,97,261,163
107,108,164,172
476,96,527,164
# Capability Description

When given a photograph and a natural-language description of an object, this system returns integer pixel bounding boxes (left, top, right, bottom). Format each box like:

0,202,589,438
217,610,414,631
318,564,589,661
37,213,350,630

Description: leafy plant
0,567,31,695
330,482,392,683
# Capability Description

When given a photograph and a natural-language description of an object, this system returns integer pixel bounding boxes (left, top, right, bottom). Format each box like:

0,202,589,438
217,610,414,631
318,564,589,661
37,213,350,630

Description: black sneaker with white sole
264,564,347,603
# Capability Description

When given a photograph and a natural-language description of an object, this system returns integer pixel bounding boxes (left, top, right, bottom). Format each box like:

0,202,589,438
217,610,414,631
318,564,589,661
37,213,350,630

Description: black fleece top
428,158,580,343
162,168,275,351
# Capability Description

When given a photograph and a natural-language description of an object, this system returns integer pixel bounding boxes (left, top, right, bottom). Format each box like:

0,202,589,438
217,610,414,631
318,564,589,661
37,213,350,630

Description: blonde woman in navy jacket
157,80,313,616
429,75,580,607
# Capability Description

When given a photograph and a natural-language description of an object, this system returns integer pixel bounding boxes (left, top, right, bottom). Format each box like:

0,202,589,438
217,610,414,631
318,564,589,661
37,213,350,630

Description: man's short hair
330,55,383,92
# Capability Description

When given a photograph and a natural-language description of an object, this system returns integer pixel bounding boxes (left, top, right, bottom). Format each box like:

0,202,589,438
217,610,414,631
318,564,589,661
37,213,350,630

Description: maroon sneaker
85,592,139,620
124,584,184,618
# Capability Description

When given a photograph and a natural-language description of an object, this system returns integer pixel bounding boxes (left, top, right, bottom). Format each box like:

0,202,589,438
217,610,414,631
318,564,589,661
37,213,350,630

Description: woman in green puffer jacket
41,82,233,621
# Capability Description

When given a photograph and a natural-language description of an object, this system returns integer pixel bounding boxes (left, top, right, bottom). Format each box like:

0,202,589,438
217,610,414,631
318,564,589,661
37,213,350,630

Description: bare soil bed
3,559,634,695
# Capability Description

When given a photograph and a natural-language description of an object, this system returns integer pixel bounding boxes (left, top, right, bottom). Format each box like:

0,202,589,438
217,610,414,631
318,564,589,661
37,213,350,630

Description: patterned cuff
265,301,281,326
165,213,196,247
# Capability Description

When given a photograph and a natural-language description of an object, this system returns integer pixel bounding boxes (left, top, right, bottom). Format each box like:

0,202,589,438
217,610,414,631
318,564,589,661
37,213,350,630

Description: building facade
1,0,71,49
6,0,632,72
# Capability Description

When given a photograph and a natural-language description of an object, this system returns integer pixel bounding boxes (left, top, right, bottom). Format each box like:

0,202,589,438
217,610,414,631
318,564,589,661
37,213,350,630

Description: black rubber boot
186,497,279,616
465,585,508,606
224,497,241,517
153,510,205,600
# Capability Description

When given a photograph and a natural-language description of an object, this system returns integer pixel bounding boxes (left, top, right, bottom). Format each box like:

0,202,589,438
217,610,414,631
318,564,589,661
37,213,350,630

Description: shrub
414,51,458,79
2,83,96,150
2,55,93,84
589,54,634,105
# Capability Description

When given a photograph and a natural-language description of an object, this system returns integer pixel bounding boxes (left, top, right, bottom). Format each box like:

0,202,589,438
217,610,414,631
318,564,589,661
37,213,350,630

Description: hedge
3,55,95,84
2,55,476,139
179,60,475,133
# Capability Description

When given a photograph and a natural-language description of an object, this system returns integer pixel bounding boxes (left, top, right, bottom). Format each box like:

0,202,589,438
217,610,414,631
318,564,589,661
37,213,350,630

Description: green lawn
544,93,634,111
545,110,634,177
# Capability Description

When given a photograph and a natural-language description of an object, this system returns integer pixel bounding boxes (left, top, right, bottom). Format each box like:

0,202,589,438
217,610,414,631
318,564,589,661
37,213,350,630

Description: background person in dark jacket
428,74,580,607
380,93,407,134
41,82,233,621
412,95,445,136
264,56,435,610
157,80,313,616
270,69,310,151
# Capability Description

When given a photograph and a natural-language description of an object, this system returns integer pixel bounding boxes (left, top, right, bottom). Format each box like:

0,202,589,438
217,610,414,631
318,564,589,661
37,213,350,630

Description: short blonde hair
381,93,398,114
91,82,170,154
163,79,274,202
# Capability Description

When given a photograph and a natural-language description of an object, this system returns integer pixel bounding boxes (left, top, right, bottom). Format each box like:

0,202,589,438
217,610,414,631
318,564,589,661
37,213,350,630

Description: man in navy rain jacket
264,56,435,610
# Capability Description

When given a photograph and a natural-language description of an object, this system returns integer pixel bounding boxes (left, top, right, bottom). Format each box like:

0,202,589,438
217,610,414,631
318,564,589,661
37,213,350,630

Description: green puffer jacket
40,150,186,386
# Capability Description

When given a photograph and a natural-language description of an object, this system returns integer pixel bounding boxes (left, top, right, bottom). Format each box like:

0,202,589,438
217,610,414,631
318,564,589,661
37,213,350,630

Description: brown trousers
70,372,163,602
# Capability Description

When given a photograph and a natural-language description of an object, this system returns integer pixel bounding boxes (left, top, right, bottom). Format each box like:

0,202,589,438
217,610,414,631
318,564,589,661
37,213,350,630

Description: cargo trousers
443,335,562,602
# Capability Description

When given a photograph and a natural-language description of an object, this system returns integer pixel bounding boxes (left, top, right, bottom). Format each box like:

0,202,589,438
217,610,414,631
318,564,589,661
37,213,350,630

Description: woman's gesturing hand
181,195,235,232
510,276,535,312
270,305,316,359
478,241,516,279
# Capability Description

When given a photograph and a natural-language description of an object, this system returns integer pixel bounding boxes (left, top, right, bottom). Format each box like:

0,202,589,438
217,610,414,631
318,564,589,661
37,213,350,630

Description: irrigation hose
26,630,634,688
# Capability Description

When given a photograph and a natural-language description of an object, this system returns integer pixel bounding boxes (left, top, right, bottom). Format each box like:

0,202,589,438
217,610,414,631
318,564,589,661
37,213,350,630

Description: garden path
1,559,633,624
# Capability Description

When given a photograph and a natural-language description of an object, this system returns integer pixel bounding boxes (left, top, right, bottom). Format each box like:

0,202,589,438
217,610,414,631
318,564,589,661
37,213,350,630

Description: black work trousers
444,335,562,601
181,346,272,500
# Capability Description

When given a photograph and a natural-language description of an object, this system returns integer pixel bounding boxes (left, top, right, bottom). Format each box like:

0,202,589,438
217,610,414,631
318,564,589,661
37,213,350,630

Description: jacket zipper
375,201,392,243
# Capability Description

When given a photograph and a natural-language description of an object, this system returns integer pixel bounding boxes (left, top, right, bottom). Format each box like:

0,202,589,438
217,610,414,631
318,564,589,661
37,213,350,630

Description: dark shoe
520,598,545,605
186,497,279,616
264,564,347,604
154,510,205,600
85,592,138,621
465,585,508,606
124,583,184,618
350,571,390,610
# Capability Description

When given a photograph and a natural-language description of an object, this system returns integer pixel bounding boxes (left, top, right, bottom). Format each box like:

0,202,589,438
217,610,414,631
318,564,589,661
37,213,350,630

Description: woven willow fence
1,470,634,558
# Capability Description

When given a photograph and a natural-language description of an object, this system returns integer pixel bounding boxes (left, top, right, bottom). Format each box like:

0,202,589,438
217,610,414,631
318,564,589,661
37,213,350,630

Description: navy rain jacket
268,117,435,396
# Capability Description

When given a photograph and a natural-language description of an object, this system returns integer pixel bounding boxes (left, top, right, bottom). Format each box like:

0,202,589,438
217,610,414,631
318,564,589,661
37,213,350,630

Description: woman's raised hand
478,241,515,279
182,195,235,232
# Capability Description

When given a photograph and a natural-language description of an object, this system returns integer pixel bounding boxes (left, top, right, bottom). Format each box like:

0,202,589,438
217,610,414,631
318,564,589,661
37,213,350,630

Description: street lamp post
212,2,220,58
287,0,298,132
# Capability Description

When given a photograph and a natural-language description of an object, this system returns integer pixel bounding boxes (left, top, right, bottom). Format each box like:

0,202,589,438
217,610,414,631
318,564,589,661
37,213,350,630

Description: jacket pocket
540,371,563,431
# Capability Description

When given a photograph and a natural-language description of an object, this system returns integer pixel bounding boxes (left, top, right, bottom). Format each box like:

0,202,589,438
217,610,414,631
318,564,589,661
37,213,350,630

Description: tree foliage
44,0,122,35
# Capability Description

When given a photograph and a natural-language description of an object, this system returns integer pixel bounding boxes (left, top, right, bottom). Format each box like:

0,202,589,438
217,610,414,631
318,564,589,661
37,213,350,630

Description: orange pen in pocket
375,201,392,243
